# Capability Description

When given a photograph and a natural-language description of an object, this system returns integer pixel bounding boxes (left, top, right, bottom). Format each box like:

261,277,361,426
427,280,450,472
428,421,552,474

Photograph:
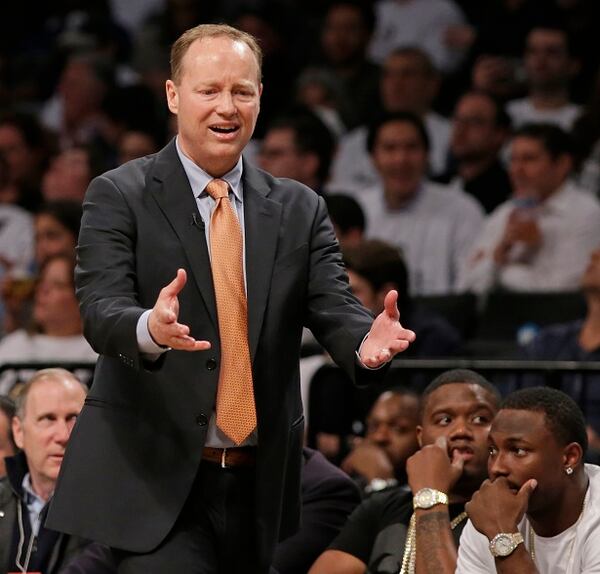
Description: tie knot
205,179,229,200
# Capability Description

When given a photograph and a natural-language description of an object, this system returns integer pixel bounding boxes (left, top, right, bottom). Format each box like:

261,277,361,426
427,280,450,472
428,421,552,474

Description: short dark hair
512,123,574,160
324,194,365,234
327,0,376,33
419,369,501,421
386,46,437,76
367,111,430,154
0,395,17,452
343,239,410,312
267,110,336,183
37,200,83,242
501,387,588,455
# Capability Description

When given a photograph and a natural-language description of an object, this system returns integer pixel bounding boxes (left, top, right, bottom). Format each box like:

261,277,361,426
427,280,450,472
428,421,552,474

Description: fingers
170,337,212,352
383,289,400,321
517,479,537,504
160,268,187,299
435,436,448,452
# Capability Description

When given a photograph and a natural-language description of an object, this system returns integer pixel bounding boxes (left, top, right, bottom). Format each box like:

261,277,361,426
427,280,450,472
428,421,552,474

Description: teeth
211,126,237,133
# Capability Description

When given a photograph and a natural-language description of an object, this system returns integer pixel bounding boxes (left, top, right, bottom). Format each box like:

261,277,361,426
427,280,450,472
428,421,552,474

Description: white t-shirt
507,98,582,132
457,464,600,574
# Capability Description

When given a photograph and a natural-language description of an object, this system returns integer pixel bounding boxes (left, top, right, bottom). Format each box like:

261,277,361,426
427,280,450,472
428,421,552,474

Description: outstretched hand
359,290,415,368
148,269,211,351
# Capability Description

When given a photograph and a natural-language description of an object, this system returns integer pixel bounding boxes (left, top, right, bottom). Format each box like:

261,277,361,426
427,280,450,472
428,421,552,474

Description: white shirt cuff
356,331,387,370
136,309,170,358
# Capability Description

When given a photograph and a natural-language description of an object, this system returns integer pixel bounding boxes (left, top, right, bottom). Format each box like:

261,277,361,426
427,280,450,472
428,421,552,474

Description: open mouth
450,446,474,460
210,125,239,135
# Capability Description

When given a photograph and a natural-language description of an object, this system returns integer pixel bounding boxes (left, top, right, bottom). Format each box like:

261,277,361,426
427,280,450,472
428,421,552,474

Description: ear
12,416,24,450
563,441,583,471
165,80,179,115
416,425,423,448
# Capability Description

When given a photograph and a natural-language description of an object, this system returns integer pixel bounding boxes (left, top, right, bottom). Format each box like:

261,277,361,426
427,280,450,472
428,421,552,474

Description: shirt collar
541,180,573,214
21,473,48,508
175,136,243,202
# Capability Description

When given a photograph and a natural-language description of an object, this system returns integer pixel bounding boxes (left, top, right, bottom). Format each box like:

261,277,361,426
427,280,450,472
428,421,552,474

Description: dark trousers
114,461,259,573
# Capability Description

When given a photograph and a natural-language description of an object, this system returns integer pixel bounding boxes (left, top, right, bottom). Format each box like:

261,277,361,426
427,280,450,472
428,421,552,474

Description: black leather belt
202,446,257,468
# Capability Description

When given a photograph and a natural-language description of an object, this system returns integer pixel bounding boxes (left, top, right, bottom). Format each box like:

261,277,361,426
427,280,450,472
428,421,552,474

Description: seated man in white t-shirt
457,386,600,574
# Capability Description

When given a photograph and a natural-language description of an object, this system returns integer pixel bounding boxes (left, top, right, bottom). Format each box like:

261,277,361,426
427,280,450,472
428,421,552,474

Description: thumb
383,289,400,321
517,479,537,504
161,268,187,298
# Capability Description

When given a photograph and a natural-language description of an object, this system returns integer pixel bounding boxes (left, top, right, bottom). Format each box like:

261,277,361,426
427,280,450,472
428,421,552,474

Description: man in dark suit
46,24,415,573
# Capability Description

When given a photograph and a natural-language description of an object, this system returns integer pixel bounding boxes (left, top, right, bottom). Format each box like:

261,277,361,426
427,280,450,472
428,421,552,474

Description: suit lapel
243,161,282,361
148,141,218,330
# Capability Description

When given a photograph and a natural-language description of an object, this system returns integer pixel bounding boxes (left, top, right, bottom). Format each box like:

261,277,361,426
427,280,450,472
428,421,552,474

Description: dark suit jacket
46,140,380,565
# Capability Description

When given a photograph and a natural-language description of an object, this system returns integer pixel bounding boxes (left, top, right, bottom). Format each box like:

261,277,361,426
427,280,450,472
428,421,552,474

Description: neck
457,155,496,182
384,187,418,210
528,470,588,537
529,89,570,110
579,295,600,351
29,473,54,502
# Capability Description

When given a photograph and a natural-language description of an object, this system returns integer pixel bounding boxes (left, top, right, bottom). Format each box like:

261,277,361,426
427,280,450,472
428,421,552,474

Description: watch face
416,489,435,508
494,535,514,556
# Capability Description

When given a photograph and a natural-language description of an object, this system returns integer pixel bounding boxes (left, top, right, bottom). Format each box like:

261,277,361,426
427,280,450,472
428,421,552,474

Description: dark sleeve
59,543,117,574
327,491,389,563
75,174,146,369
272,449,361,574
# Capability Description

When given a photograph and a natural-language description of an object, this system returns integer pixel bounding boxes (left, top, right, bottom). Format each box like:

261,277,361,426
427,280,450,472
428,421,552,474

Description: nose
216,91,236,116
53,419,72,445
488,451,509,480
448,417,474,441
369,423,391,446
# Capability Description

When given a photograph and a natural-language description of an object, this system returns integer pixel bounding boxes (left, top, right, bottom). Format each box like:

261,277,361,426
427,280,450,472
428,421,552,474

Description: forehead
456,94,495,117
424,382,496,416
528,29,567,50
181,36,259,81
24,379,84,414
510,136,548,157
490,409,554,443
371,393,419,420
376,121,422,144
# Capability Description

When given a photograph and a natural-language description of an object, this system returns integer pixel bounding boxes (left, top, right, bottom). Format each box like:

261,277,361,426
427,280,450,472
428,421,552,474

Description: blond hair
170,23,263,85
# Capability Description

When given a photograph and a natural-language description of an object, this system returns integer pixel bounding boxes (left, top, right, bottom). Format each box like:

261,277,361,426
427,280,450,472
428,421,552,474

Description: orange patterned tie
206,178,257,445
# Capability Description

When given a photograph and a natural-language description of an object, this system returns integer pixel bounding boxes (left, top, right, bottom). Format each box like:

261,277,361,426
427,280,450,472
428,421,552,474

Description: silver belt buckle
221,448,227,468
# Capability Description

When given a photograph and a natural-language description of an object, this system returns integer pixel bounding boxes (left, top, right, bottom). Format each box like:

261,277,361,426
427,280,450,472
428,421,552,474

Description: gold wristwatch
413,488,449,510
489,532,524,558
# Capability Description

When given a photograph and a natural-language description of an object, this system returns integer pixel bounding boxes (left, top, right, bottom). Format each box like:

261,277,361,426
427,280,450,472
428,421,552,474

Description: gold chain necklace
528,496,586,568
399,510,468,574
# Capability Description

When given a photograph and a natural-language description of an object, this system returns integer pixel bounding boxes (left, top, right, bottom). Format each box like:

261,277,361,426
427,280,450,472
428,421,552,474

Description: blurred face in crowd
0,409,16,477
13,376,86,499
258,128,304,179
524,28,576,91
118,131,159,165
0,124,40,184
59,59,107,125
372,120,428,207
166,35,262,176
488,408,579,515
35,213,77,266
451,93,507,163
509,136,571,199
42,148,92,202
33,257,81,335
321,4,371,66
380,52,437,114
366,391,420,473
419,383,497,490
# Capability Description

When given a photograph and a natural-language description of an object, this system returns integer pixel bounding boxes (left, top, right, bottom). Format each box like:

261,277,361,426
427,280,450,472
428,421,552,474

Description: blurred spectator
258,110,335,195
42,145,104,202
0,395,17,477
118,130,160,165
360,112,483,295
0,111,54,212
519,247,600,455
40,52,114,149
0,197,34,278
328,47,451,195
0,368,89,573
368,0,468,73
437,90,513,213
340,389,420,493
344,239,462,355
459,123,600,293
324,194,365,250
0,254,97,370
317,0,380,129
506,25,582,131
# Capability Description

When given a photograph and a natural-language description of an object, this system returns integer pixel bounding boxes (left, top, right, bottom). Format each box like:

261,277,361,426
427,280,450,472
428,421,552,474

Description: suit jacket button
205,358,217,371
196,414,208,426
